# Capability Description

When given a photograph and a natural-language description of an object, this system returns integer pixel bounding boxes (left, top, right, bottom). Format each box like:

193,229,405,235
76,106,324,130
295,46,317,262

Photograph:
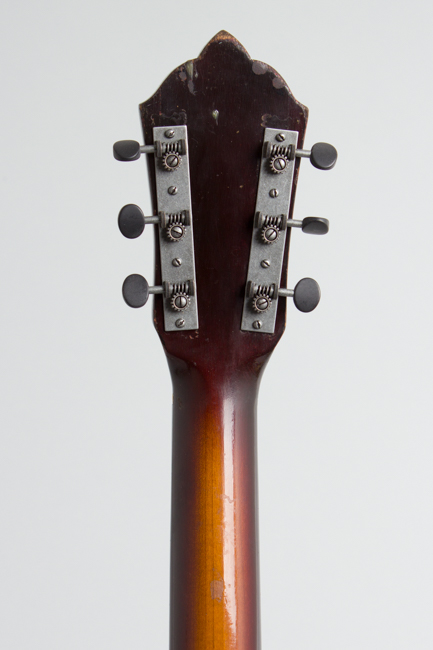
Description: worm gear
162,151,182,172
252,294,272,313
269,153,289,174
171,292,190,312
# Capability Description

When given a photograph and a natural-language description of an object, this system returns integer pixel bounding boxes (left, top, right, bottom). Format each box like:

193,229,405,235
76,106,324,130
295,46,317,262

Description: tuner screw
252,320,262,330
252,294,272,313
167,223,186,242
172,258,182,267
162,151,182,172
269,188,279,198
171,292,190,311
270,154,289,174
168,185,178,195
175,318,185,328
261,259,271,268
276,133,286,142
261,225,280,244
165,129,175,138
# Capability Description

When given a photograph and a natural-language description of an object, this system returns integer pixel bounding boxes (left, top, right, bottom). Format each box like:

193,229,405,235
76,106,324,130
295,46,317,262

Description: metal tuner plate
153,126,199,331
241,128,298,333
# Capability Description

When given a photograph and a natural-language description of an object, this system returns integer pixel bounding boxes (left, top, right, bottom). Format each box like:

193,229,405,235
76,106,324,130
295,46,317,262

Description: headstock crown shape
115,31,337,375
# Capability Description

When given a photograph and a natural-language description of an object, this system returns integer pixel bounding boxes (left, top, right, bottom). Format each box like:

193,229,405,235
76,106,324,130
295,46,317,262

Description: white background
1,1,432,648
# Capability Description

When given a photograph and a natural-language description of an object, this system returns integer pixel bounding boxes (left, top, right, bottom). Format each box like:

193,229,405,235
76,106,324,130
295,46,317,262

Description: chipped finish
210,579,224,602
140,30,308,650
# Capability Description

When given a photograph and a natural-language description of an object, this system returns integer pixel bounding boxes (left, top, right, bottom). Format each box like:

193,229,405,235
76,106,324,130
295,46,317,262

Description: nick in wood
114,31,336,650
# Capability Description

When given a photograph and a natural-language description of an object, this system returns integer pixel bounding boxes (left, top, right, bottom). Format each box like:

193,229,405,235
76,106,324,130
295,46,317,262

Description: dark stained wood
140,31,308,650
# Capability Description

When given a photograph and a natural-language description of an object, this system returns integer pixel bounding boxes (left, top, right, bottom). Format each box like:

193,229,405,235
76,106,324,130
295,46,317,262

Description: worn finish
140,31,308,650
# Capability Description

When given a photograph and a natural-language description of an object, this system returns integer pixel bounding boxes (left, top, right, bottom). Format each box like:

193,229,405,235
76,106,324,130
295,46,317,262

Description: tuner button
122,274,149,308
302,216,329,235
113,140,141,162
293,278,321,312
118,204,145,239
310,143,338,170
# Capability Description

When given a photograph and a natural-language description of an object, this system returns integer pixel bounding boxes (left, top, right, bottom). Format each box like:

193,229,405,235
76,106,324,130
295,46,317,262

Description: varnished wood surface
140,32,308,650
169,363,262,650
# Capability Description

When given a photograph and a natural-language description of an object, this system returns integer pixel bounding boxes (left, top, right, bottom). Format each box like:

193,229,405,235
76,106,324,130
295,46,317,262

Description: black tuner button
113,140,141,162
310,143,338,170
301,216,329,235
122,274,149,308
293,278,321,312
118,204,145,239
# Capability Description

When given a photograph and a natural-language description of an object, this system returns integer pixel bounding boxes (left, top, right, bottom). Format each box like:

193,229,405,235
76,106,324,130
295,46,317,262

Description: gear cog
269,154,289,174
252,294,272,313
162,151,182,172
261,225,280,244
166,223,186,242
171,292,190,312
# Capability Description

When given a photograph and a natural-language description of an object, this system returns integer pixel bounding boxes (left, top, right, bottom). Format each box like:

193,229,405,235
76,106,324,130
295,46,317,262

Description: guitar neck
114,29,335,650
168,355,268,649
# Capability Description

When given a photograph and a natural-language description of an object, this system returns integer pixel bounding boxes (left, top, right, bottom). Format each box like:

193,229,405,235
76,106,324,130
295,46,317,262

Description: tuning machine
263,138,337,171
113,132,187,170
118,204,191,243
115,126,199,331
122,275,195,327
255,212,329,244
247,277,321,317
241,127,336,334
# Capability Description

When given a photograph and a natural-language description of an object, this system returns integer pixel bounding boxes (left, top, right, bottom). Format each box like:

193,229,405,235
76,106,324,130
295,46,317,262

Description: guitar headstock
114,32,336,375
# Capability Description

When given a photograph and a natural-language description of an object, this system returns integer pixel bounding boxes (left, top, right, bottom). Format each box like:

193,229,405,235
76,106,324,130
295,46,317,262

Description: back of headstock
114,30,336,375
113,33,337,650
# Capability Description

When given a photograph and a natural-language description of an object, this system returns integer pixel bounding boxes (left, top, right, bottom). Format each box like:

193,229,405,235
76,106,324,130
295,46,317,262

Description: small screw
264,227,278,242
172,258,182,267
165,129,175,138
170,225,184,239
174,295,188,310
168,186,178,195
166,154,180,169
252,320,262,330
276,133,286,142
255,297,269,311
273,157,286,172
261,259,271,268
269,188,279,198
175,318,185,328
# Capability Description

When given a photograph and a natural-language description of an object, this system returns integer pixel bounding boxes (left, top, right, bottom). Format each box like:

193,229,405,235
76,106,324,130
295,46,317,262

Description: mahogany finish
140,32,308,650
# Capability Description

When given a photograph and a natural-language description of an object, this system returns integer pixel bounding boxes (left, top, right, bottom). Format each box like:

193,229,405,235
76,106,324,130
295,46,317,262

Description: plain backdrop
1,0,432,648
